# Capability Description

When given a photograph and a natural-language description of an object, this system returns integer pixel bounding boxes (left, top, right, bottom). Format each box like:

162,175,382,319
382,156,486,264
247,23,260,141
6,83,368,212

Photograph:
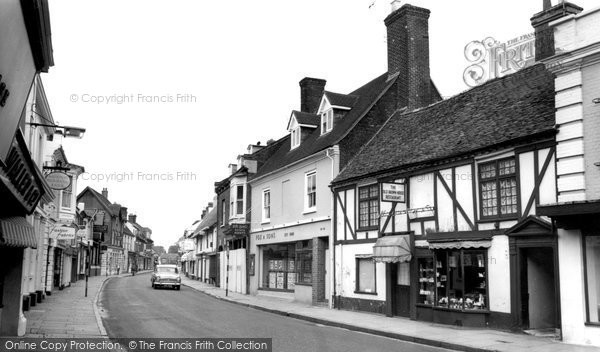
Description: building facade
538,4,600,347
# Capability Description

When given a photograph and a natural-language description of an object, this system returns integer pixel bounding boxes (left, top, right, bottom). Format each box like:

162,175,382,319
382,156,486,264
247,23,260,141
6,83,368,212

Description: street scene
1,0,600,352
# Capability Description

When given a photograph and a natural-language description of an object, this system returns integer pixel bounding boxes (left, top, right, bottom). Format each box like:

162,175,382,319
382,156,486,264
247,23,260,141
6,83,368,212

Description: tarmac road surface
99,273,452,352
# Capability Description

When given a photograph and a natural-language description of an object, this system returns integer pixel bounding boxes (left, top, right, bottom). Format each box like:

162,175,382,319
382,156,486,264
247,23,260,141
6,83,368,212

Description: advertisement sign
183,239,195,251
381,182,405,203
45,171,71,190
0,0,37,163
51,225,76,240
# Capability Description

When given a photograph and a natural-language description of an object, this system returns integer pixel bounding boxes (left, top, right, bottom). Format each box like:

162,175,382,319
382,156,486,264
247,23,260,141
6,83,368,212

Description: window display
418,257,435,305
262,243,295,291
433,249,487,311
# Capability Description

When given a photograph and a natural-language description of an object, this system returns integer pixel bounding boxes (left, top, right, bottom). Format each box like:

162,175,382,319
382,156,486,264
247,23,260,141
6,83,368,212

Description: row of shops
177,1,599,348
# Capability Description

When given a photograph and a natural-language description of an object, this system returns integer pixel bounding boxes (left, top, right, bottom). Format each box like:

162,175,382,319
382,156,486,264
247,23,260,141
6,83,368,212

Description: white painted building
538,4,600,347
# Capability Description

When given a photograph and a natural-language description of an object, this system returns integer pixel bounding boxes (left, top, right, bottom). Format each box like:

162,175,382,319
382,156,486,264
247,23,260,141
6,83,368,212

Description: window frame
304,171,317,213
355,257,377,294
320,109,333,135
478,157,520,221
235,185,244,216
220,199,226,227
291,128,300,149
358,184,380,230
262,189,271,223
583,232,600,326
60,175,73,209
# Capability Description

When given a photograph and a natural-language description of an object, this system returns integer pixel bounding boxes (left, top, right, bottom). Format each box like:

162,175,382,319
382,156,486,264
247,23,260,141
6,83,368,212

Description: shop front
250,220,329,305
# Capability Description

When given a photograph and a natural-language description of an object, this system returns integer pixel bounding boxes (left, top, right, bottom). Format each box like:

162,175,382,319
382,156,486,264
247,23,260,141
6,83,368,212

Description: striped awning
0,216,37,248
373,235,412,263
428,240,492,250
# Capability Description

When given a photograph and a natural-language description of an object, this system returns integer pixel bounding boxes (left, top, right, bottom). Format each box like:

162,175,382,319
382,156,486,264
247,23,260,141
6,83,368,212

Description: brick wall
312,237,326,304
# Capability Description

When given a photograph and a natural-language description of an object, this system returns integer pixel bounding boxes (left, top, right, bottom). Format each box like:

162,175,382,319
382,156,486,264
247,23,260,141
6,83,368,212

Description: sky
42,0,595,249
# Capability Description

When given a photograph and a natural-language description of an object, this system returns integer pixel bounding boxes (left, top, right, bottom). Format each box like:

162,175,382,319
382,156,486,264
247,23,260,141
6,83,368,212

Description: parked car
151,264,181,290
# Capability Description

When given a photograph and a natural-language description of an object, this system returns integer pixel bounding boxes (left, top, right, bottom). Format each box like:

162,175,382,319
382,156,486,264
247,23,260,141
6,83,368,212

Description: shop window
358,185,379,229
262,189,271,222
356,257,376,294
262,244,296,291
305,172,317,211
296,240,312,284
418,257,435,305
435,250,487,310
585,235,600,324
479,158,518,219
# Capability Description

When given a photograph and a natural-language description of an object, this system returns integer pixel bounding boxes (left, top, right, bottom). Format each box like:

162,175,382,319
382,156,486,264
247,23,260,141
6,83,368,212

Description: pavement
181,277,600,352
23,271,152,338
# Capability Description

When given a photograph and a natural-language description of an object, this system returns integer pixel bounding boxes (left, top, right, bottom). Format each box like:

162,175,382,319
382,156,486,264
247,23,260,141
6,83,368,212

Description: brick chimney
385,3,434,110
531,1,582,61
101,188,108,199
128,214,137,224
299,77,326,114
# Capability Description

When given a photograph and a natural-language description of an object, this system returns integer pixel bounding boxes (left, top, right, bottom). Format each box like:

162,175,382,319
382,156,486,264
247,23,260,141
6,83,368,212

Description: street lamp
27,122,86,139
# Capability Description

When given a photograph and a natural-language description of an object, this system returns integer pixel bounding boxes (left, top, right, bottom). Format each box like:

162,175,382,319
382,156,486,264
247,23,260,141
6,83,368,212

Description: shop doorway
392,262,411,317
519,247,557,332
325,249,330,302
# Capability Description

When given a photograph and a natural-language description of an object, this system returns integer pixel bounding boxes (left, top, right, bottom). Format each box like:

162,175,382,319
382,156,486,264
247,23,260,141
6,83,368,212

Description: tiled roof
251,73,398,180
292,111,319,127
334,64,556,184
193,207,217,236
324,91,359,108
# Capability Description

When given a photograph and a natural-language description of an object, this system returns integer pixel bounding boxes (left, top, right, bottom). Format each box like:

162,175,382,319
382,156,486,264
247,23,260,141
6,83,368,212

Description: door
325,249,330,302
393,262,411,317
520,247,557,331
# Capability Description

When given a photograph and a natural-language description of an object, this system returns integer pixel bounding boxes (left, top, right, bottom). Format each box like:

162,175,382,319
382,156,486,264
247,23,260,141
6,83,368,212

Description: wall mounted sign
226,223,250,237
93,225,108,233
50,225,76,240
1,130,44,214
45,171,71,190
381,182,405,203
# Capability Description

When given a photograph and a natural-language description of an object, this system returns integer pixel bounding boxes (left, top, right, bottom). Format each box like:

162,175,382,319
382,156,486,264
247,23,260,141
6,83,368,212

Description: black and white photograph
1,0,600,351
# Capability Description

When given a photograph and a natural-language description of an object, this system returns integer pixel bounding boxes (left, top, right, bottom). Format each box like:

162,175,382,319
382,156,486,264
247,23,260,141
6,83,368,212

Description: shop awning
428,240,492,250
373,235,411,263
0,216,37,248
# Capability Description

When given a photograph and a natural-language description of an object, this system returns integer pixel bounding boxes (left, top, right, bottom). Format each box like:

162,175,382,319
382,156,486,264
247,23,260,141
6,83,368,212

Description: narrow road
99,273,452,352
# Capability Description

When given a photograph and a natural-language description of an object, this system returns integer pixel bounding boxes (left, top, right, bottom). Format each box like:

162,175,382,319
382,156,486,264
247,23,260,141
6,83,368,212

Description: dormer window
321,109,333,135
291,128,301,149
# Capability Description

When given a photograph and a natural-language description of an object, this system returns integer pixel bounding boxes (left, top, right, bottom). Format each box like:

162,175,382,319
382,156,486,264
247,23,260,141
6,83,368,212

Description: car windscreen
157,267,178,274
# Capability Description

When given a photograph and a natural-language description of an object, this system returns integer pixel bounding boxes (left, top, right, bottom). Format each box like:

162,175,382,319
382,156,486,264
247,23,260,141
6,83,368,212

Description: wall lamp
27,122,86,139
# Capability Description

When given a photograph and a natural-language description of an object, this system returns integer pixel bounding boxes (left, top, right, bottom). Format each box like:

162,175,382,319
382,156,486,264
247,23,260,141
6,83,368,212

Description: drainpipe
325,147,338,309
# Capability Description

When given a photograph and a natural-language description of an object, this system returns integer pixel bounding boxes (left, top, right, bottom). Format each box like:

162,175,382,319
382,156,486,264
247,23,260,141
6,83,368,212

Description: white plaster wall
519,152,535,217
336,243,385,302
558,229,600,347
488,235,511,313
538,149,557,206
436,170,454,232
455,165,474,230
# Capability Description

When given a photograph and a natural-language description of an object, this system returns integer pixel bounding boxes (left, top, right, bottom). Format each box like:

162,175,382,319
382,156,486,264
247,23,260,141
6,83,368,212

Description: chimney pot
299,77,326,114
101,188,108,199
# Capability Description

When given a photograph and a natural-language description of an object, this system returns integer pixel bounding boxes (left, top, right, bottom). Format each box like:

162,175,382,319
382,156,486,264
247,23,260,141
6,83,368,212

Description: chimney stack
128,214,137,224
531,1,582,61
101,188,108,199
385,3,435,110
299,77,326,114
228,163,238,175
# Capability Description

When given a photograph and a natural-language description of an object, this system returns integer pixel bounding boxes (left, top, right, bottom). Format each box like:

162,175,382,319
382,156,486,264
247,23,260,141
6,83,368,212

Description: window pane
358,258,375,293
481,181,497,216
479,163,496,179
463,251,487,310
359,201,369,228
369,200,379,227
499,178,518,215
586,236,600,323
359,187,369,200
499,159,516,176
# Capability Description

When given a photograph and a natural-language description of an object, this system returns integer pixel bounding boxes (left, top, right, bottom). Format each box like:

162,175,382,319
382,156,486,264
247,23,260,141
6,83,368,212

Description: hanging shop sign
381,182,406,203
45,171,71,190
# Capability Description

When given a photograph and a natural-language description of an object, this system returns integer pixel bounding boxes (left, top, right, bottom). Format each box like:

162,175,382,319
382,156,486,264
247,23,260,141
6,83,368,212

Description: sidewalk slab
182,277,600,352
22,271,152,338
